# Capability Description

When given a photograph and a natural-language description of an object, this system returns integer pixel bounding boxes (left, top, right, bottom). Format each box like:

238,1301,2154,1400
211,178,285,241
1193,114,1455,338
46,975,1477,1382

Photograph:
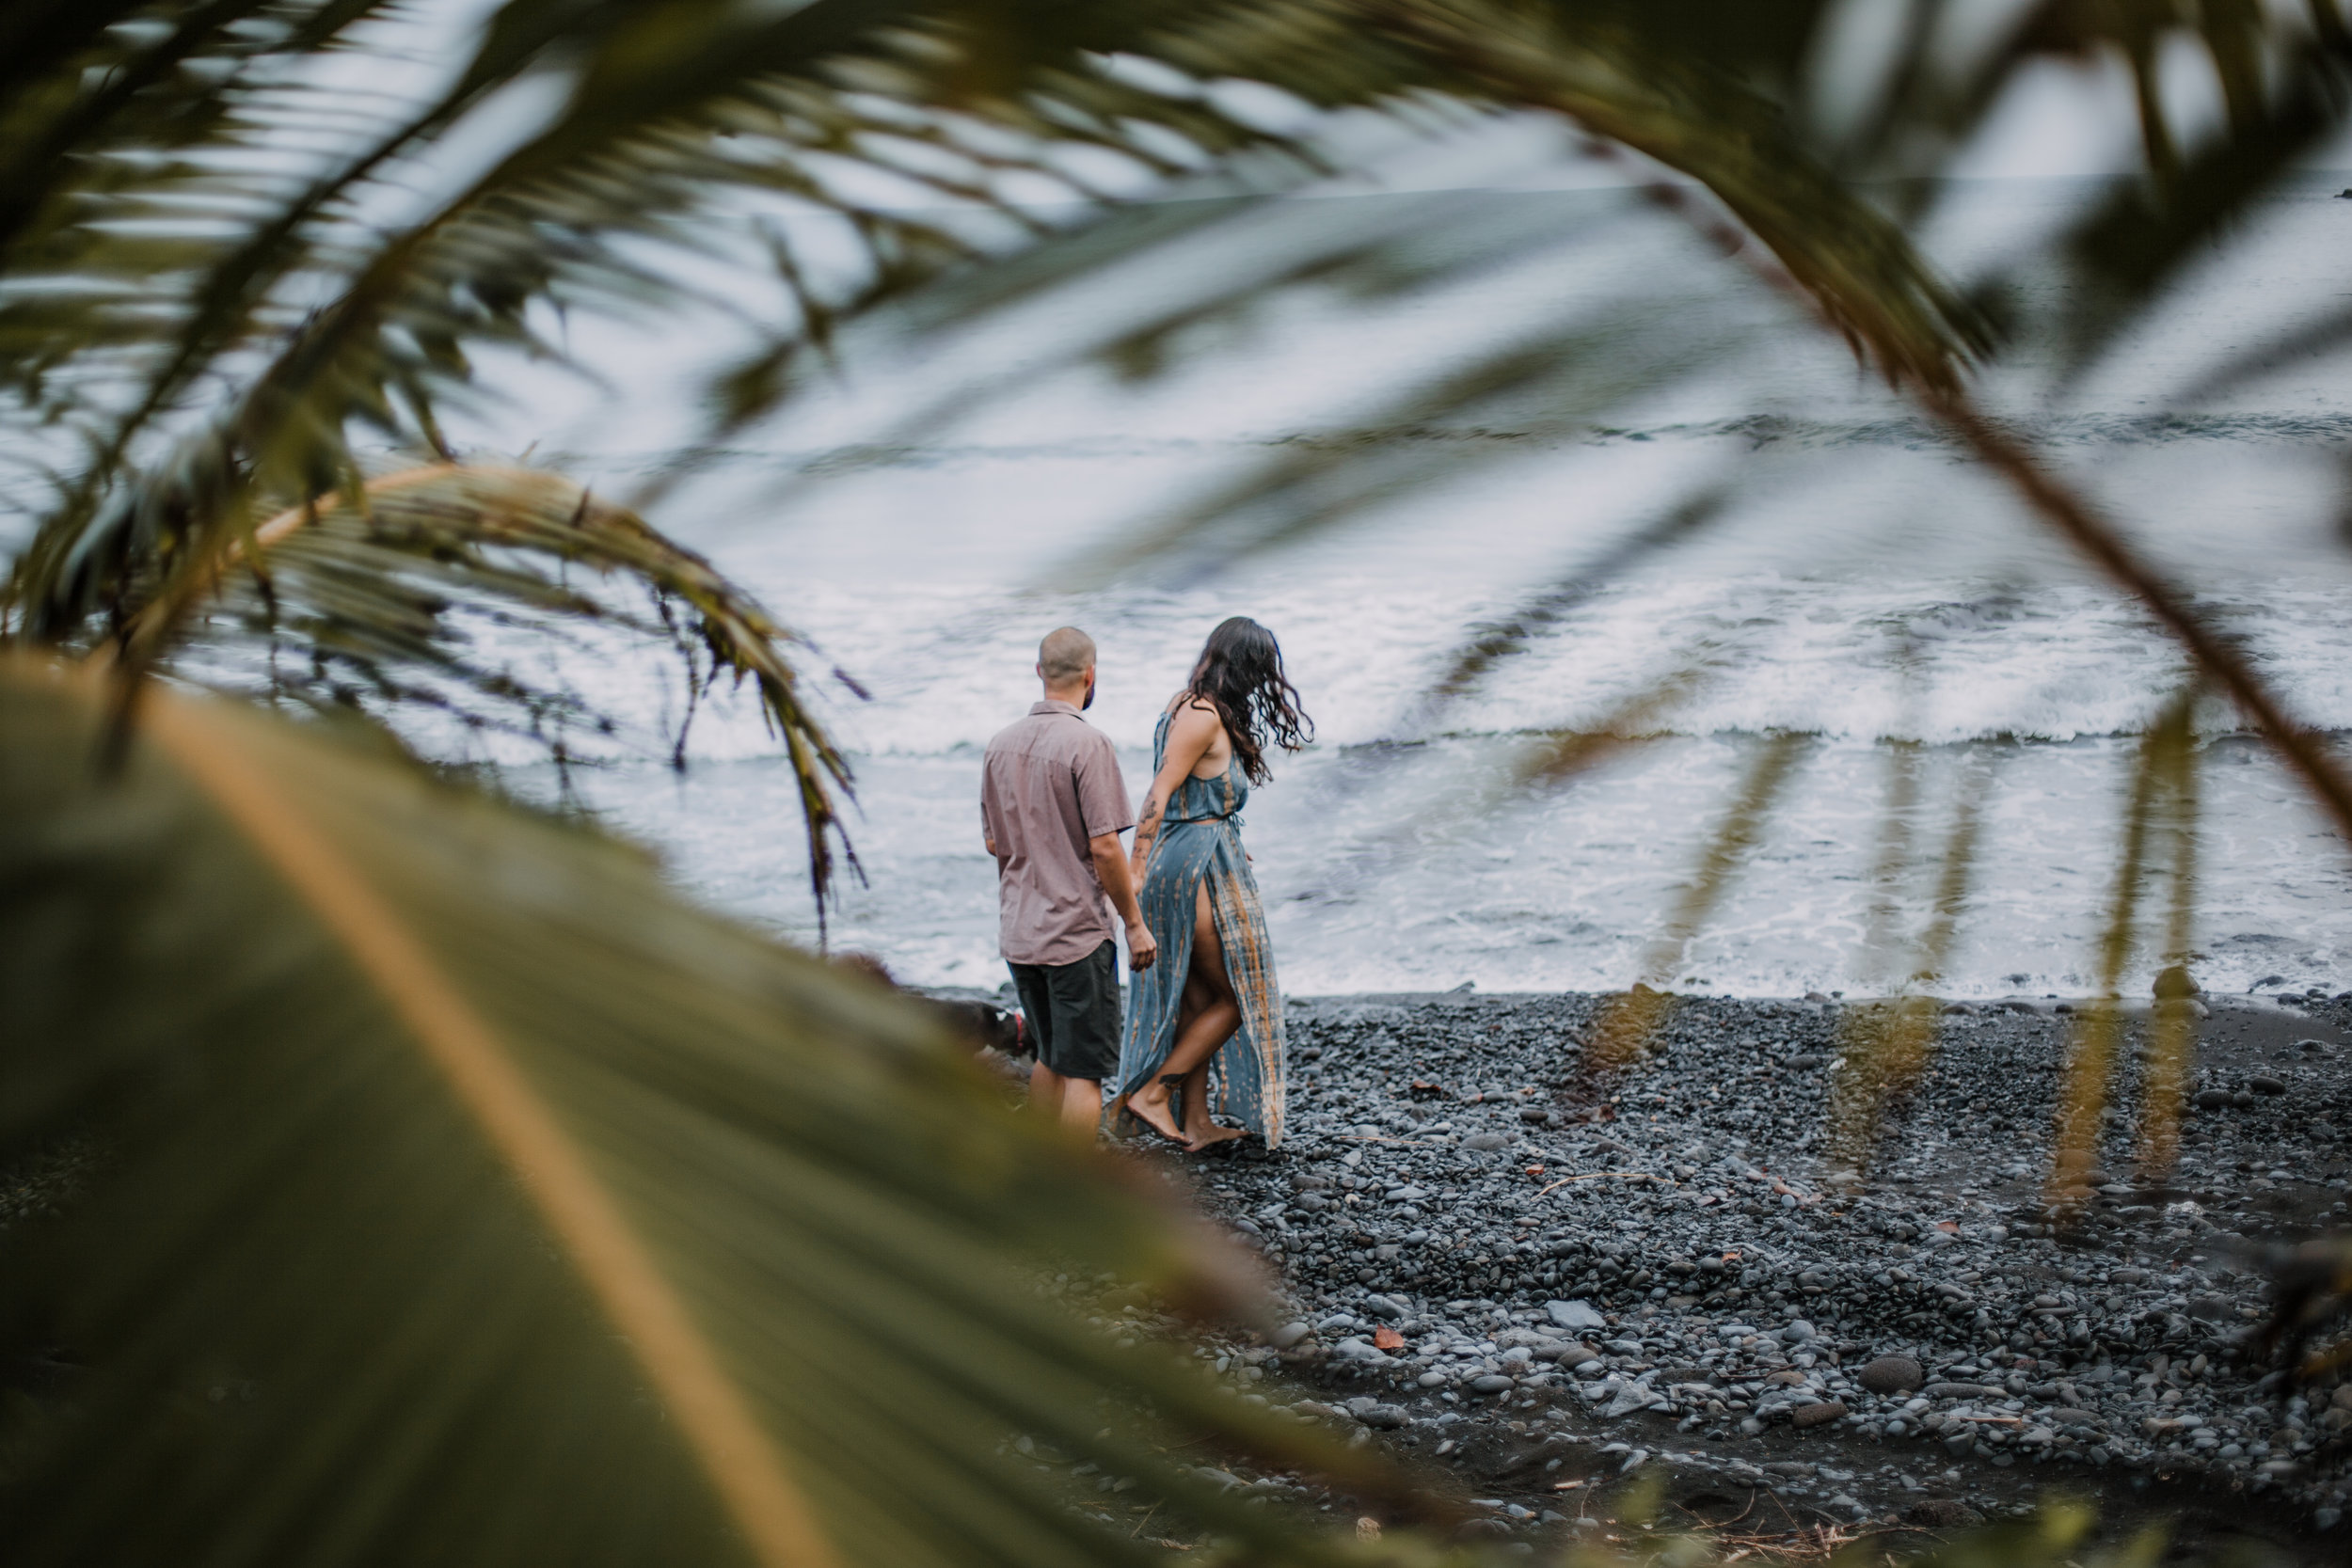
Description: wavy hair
1184,617,1311,785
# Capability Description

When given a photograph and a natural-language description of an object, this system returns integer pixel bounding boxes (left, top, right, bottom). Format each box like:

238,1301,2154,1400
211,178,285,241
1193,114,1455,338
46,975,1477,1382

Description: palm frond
2051,4,2352,370
2135,706,2202,1177
1582,732,1808,1078
2044,690,2197,1217
117,463,863,918
1828,752,1995,1178
0,657,1409,1568
1429,488,1733,707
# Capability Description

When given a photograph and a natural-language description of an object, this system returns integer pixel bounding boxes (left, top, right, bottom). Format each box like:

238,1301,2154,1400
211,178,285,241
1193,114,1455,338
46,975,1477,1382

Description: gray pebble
1546,1299,1606,1332
1859,1354,1924,1395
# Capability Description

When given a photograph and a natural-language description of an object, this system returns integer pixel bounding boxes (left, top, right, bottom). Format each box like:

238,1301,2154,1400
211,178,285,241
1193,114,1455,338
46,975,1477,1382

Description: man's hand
1089,829,1156,972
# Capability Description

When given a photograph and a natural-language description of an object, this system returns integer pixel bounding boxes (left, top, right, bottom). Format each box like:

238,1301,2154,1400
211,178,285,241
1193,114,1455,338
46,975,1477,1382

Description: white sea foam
551,569,2352,761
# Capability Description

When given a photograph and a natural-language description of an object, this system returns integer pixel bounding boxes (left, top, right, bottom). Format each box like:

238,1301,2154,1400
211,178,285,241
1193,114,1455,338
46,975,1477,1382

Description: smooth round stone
1417,1370,1448,1387
1470,1374,1514,1394
1859,1354,1925,1395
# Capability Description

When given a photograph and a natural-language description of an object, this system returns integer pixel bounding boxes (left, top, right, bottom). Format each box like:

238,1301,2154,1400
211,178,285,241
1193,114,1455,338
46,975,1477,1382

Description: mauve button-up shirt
981,700,1136,966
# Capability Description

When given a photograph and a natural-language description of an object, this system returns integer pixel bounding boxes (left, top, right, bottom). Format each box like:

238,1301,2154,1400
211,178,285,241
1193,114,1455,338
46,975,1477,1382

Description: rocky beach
1077,987,2352,1558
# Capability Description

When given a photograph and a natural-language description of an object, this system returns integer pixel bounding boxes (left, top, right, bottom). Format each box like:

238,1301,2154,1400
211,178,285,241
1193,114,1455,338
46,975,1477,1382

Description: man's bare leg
1029,1060,1068,1124
1060,1077,1104,1139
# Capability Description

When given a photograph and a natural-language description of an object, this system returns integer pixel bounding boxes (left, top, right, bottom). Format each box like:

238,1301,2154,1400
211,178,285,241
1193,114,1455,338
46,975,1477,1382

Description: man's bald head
1038,626,1097,687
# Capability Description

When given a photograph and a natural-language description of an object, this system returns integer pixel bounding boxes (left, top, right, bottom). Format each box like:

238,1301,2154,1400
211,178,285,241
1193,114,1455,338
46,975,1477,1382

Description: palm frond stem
1926,388,2352,849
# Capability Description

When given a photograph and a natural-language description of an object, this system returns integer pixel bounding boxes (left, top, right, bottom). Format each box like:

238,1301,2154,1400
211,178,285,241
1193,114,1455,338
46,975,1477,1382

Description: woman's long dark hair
1185,617,1311,785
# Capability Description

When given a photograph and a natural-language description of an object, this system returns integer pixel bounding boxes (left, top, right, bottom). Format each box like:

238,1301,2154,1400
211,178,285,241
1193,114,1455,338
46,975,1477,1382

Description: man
981,626,1157,1136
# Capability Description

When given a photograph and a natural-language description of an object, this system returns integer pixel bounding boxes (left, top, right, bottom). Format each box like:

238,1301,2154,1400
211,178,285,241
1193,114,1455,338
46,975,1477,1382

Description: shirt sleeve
1073,735,1136,839
978,746,1004,845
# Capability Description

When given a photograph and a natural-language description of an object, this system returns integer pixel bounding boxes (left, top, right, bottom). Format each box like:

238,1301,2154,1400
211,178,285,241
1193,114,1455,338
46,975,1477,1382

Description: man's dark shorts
1008,940,1120,1082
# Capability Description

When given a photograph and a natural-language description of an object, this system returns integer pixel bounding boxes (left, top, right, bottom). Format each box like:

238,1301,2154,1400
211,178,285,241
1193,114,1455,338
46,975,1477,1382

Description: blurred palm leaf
0,658,1407,1567
16,0,2352,902
2254,1235,2352,1385
168,462,860,909
1583,732,1808,1077
1828,752,1995,1178
0,0,1311,907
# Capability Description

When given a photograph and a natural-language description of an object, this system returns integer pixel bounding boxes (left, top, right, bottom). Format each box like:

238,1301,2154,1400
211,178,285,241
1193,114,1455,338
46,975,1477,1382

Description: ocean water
476,171,2352,1000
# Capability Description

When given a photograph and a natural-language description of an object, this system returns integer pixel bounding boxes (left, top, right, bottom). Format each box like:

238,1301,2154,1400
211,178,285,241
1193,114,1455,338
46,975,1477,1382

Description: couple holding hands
980,619,1310,1151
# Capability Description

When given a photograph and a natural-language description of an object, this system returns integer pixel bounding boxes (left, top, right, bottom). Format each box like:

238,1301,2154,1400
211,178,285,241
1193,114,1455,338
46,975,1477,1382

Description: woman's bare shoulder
1165,690,1218,720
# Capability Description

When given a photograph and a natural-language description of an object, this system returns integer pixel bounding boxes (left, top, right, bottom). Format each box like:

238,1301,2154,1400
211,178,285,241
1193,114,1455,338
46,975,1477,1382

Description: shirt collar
1030,699,1086,718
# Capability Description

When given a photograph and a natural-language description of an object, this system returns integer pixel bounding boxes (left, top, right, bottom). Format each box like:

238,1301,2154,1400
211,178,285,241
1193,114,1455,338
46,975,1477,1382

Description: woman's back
1151,705,1246,825
1162,691,1232,780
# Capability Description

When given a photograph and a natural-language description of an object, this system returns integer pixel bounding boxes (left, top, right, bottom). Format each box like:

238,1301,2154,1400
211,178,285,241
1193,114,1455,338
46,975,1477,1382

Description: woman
1113,617,1311,1151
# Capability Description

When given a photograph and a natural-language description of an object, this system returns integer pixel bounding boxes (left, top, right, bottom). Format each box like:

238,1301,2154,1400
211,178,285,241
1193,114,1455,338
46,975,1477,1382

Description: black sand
1113,986,2352,1559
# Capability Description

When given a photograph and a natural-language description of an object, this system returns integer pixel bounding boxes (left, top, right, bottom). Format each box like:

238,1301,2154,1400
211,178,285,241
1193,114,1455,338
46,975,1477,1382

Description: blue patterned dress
1112,710,1286,1146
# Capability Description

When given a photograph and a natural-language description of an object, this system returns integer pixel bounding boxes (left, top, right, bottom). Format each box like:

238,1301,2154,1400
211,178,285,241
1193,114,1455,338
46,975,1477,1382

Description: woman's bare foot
1127,1082,1190,1147
1185,1123,1246,1152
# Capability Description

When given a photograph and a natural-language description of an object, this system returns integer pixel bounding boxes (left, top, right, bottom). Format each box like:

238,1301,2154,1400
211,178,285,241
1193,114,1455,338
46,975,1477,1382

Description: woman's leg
1132,884,1244,1149
1169,963,1216,1132
1176,899,1234,1144
1129,916,1217,1146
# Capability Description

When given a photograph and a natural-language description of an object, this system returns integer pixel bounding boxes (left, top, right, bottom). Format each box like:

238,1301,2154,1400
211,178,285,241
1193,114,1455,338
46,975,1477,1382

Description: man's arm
980,756,1001,865
1089,832,1157,971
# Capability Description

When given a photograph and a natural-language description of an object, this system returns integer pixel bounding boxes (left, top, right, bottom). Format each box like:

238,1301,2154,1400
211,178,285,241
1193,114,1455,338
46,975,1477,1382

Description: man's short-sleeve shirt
980,700,1135,966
